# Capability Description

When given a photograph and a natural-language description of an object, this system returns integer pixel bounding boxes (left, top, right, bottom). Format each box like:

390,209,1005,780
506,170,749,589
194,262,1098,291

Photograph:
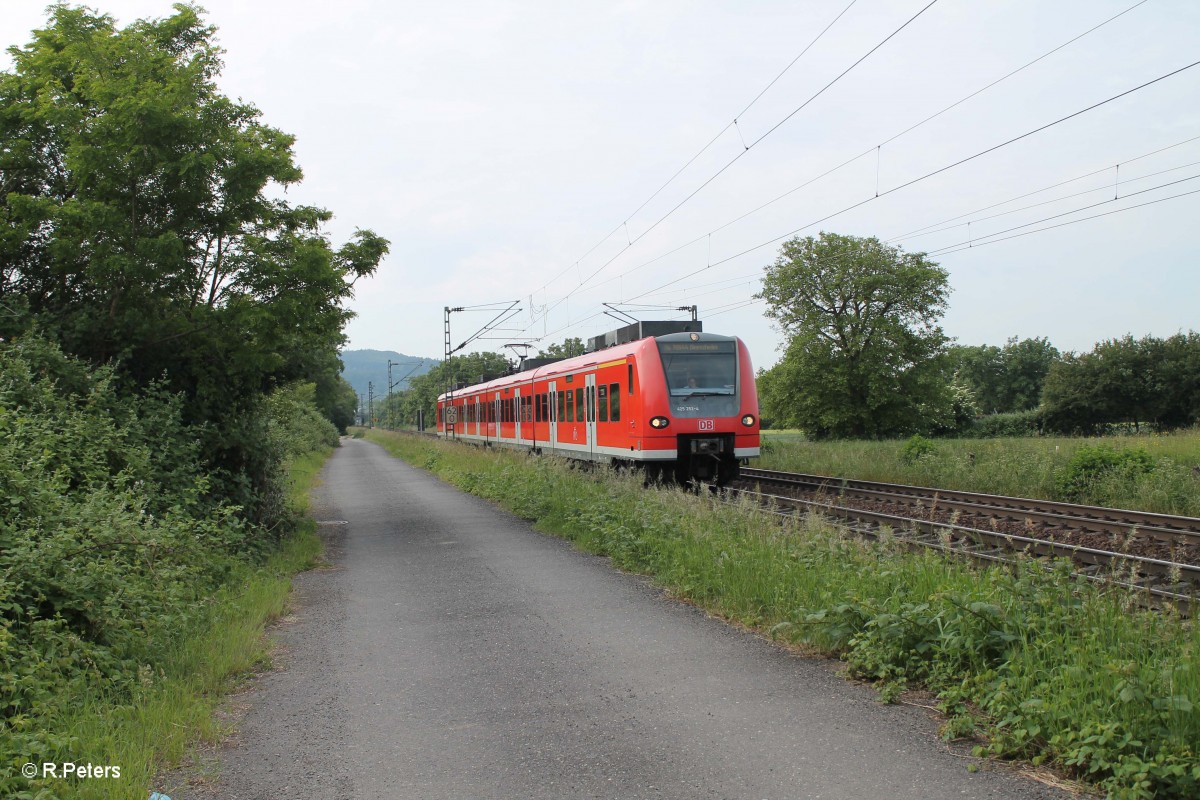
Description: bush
899,434,938,463
964,410,1043,438
1056,444,1155,501
0,337,268,797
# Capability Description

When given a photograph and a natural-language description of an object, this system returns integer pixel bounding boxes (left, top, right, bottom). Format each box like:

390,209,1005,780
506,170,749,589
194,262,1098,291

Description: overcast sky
4,1,1198,368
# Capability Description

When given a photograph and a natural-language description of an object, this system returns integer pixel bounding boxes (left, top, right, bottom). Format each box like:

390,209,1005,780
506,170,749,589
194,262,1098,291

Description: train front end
642,332,760,484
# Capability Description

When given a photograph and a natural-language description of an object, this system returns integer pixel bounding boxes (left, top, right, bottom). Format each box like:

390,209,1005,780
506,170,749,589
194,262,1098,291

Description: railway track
731,467,1200,606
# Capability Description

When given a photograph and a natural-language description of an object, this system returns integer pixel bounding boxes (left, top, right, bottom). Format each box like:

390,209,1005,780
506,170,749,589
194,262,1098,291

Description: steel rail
741,468,1200,545
733,487,1198,606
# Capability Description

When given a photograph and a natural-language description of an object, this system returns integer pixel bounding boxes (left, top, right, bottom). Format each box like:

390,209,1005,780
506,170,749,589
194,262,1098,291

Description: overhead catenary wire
544,0,1159,312
646,174,1200,321
532,0,860,298
525,0,939,336
893,158,1200,243
622,59,1200,304
555,0,941,304
890,132,1200,240
923,173,1200,256
526,144,1200,347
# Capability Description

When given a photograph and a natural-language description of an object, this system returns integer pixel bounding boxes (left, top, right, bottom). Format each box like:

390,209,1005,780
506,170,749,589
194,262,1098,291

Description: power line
533,0,860,297
924,173,1200,256
534,145,1200,345
929,188,1200,255
560,0,940,302
623,59,1200,303
553,0,1157,308
890,132,1200,240
894,158,1200,243
528,0,937,331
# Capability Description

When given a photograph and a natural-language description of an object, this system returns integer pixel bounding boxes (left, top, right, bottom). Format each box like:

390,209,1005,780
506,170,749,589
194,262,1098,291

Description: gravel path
169,438,1069,799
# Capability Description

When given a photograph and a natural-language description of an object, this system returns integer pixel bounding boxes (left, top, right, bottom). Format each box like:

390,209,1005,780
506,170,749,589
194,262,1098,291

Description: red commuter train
436,322,760,484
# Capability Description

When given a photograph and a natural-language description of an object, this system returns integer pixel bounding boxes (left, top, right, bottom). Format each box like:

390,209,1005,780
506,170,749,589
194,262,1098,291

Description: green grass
366,429,1200,799
31,446,333,800
759,429,1200,516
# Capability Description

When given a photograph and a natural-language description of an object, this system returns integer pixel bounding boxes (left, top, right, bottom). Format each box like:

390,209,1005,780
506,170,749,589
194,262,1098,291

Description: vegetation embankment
0,338,338,799
757,431,1200,517
366,430,1199,800
1,5,384,798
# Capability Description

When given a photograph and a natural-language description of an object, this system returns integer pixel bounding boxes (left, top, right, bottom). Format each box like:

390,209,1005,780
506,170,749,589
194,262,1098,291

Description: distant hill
340,349,436,401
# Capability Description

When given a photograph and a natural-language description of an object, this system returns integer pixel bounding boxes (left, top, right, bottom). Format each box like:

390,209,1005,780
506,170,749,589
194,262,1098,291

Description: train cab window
659,339,737,396
609,383,620,421
598,384,608,422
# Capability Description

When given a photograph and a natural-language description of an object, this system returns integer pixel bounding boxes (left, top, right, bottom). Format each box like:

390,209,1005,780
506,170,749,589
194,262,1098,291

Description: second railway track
731,466,1200,606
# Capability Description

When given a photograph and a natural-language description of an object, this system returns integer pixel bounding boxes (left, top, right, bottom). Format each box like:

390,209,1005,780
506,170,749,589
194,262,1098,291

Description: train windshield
658,340,737,397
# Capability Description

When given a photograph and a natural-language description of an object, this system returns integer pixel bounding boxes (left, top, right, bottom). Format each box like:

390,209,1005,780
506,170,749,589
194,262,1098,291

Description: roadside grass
36,447,331,800
759,429,1200,516
366,430,1200,799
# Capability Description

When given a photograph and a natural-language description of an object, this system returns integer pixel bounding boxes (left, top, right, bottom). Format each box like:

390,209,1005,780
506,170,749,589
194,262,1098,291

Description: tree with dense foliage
756,233,951,438
537,336,586,359
1041,332,1200,433
383,351,512,429
0,4,386,519
950,336,1060,414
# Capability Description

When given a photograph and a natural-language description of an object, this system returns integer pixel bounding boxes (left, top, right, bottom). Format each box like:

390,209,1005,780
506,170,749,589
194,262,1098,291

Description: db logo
698,419,715,431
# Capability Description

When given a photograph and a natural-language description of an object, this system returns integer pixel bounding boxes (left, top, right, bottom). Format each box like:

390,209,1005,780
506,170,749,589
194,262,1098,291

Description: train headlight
741,414,756,427
650,416,670,429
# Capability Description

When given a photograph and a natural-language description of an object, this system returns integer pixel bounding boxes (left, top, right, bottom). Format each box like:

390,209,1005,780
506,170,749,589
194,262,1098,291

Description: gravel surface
168,439,1070,799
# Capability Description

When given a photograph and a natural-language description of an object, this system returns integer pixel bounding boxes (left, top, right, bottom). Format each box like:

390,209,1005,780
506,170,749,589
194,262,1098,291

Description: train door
548,381,558,453
585,373,597,460
493,393,501,441
514,387,522,442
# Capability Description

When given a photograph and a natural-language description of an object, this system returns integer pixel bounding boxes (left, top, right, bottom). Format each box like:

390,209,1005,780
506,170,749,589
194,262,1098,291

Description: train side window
609,383,620,421
598,384,608,422
575,388,584,422
627,364,633,395
557,390,565,422
565,390,574,422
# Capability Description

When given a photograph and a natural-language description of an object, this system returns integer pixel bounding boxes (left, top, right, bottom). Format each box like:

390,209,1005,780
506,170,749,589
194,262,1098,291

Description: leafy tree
950,337,1059,413
386,351,512,429
1002,336,1060,411
0,5,386,521
757,233,951,438
1041,333,1200,433
537,336,586,359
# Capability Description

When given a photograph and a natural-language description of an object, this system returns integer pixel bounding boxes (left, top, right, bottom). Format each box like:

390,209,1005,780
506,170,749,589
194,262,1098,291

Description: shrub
0,337,268,797
965,410,1043,439
1055,444,1155,501
900,434,938,463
